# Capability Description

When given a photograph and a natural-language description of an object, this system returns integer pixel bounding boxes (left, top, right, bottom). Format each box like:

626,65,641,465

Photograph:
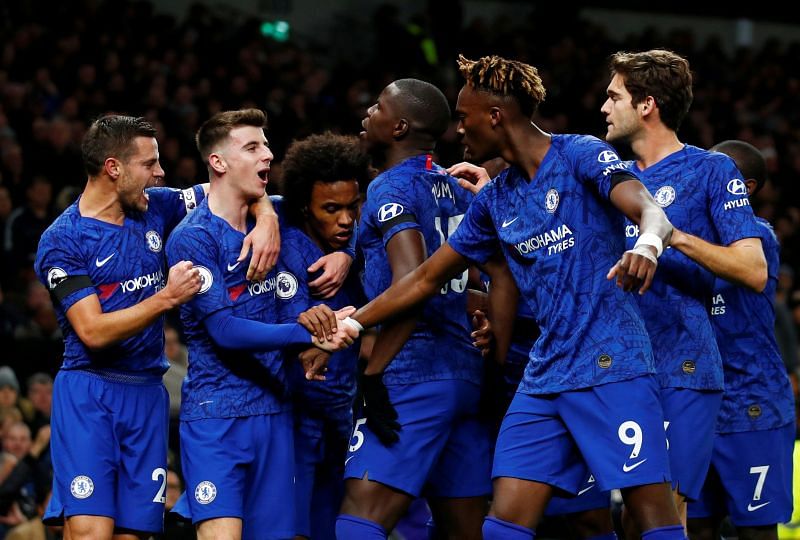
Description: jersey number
349,418,367,452
433,214,468,294
750,465,769,501
152,467,167,504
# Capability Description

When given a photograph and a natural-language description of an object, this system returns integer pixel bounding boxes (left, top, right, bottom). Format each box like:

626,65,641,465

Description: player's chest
640,173,708,229
216,242,277,314
86,223,166,299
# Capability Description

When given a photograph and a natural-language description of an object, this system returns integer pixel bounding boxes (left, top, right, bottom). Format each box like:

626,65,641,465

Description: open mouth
257,168,269,182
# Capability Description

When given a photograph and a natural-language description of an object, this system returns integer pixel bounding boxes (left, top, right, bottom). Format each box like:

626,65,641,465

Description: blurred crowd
0,1,798,537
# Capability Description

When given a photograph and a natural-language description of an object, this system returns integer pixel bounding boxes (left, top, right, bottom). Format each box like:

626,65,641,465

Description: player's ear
744,178,757,196
208,152,225,175
489,106,501,127
640,96,656,117
394,118,410,139
104,158,121,180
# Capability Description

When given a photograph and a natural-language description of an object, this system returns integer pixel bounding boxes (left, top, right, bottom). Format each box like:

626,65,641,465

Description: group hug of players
34,50,794,540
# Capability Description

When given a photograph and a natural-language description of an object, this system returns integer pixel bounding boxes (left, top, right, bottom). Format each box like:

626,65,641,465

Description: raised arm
606,177,673,294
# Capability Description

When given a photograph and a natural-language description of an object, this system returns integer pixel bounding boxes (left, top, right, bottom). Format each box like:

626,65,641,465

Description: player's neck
207,181,249,233
79,176,126,225
633,127,683,170
503,122,551,181
381,144,435,172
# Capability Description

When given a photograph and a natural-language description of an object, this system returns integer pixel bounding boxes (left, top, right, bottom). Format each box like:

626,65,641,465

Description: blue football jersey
711,218,794,432
624,145,763,391
166,198,292,420
449,134,654,394
359,154,482,385
276,224,362,427
35,186,204,375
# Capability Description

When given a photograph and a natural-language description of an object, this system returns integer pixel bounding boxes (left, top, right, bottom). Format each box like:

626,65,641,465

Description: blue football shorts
344,379,492,498
44,369,169,533
688,423,795,526
493,375,671,494
172,411,294,540
659,387,723,501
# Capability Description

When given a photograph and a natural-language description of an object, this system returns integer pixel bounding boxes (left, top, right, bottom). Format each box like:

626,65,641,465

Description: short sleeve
35,226,95,312
567,135,637,200
706,156,762,245
367,176,420,246
147,186,206,235
447,189,498,265
166,225,228,321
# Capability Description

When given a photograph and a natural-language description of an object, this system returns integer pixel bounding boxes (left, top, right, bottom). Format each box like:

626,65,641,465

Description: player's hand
358,371,400,446
313,321,358,352
447,162,492,195
308,252,353,298
298,348,330,381
471,310,494,358
298,304,338,343
163,260,202,306
606,246,658,294
240,213,280,281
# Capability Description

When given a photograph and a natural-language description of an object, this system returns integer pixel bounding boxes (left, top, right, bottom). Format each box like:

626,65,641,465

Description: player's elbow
76,327,112,350
747,263,768,293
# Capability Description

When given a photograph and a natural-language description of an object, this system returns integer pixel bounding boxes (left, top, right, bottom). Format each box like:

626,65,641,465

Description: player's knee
482,516,535,540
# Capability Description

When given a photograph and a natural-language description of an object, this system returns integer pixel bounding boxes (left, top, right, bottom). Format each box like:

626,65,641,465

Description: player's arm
240,194,281,281
361,229,427,376
351,242,471,330
607,175,673,294
668,231,766,292
65,261,201,350
481,254,518,365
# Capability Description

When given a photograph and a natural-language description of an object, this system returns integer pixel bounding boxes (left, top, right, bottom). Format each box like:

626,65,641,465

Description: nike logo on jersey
747,501,770,512
578,484,596,496
227,261,241,272
622,458,647,472
502,217,519,228
95,253,115,267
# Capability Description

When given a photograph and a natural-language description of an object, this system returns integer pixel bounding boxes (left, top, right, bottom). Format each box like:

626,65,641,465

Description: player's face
221,125,273,200
601,73,641,144
117,137,165,213
455,84,499,163
305,180,360,251
361,85,400,153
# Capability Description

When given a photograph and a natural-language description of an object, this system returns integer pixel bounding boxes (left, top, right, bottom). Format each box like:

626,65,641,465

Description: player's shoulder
688,145,732,168
755,217,779,245
167,205,213,247
39,203,82,247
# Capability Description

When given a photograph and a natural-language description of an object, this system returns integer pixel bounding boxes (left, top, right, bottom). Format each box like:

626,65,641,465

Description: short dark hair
457,54,546,118
196,109,267,162
281,132,370,227
711,140,768,195
82,115,157,176
608,49,693,132
391,79,452,139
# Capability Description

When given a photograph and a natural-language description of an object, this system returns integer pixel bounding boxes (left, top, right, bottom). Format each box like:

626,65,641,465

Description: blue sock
335,514,387,539
642,525,687,540
482,516,535,540
588,533,618,540
426,517,439,539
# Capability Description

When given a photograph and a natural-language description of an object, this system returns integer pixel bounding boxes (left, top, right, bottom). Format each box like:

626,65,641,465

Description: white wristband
628,245,658,265
341,316,364,334
635,232,663,257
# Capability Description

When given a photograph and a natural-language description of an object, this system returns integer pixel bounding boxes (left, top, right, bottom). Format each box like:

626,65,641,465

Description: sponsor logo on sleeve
727,178,747,196
378,203,404,222
597,150,620,163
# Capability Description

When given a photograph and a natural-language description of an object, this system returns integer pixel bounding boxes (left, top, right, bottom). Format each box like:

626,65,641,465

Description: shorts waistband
73,368,163,386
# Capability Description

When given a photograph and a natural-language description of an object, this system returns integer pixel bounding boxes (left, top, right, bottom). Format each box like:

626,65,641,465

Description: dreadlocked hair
457,54,546,118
